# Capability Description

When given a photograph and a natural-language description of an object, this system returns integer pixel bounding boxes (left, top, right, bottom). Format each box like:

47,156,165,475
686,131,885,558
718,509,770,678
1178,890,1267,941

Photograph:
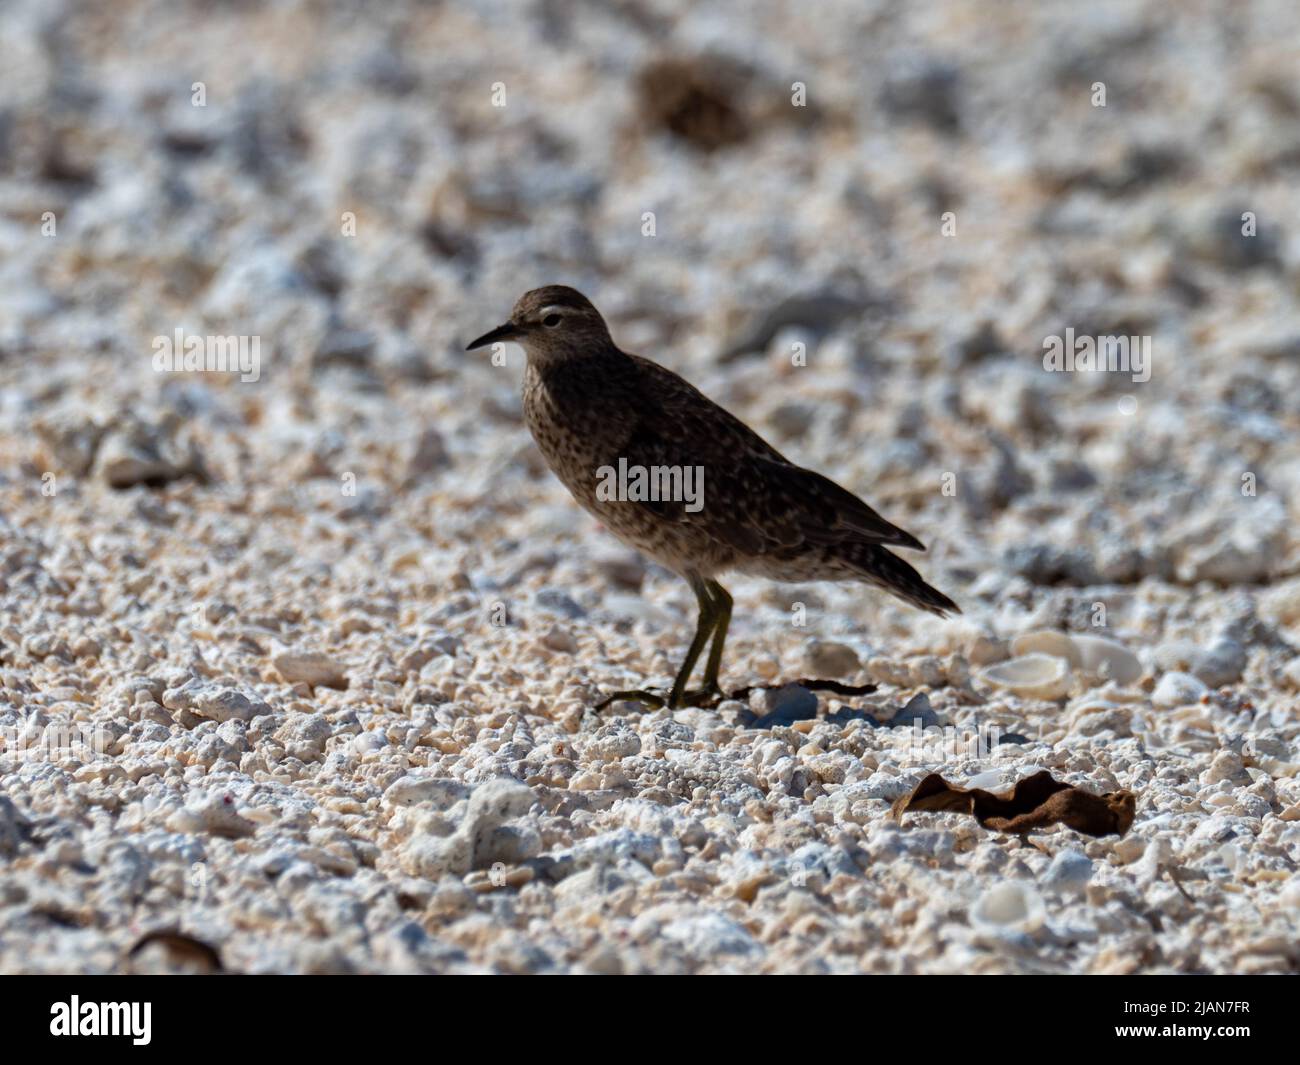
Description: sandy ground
1,0,1299,973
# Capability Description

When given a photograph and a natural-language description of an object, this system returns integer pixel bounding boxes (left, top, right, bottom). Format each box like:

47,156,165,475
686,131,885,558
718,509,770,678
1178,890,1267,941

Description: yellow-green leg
666,578,718,708
681,580,732,706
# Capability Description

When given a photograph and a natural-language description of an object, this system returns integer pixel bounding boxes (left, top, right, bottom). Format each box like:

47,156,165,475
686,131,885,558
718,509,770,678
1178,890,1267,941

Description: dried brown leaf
891,769,1136,838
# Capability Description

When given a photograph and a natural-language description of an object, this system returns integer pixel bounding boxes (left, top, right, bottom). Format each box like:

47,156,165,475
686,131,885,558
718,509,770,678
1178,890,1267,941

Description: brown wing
618,355,925,556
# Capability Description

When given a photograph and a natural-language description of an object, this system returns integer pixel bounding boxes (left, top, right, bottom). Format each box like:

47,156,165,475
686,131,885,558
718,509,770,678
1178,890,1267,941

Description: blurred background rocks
1,0,1298,974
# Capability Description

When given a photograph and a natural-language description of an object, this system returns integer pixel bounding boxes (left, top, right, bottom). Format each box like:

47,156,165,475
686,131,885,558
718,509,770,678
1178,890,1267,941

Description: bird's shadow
727,678,878,702
733,678,884,729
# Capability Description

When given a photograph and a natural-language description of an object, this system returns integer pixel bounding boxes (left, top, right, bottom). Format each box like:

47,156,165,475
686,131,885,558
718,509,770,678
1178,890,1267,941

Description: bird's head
466,285,613,364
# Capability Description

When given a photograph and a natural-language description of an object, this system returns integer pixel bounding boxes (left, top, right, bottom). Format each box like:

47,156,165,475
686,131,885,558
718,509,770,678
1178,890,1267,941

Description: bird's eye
542,313,562,328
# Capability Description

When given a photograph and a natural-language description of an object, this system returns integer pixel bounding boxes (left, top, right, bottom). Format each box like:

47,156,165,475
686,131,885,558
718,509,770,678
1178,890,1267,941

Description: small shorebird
468,286,958,710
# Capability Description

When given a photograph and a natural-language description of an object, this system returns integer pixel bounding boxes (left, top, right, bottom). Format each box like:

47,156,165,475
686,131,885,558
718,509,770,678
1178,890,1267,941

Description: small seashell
980,653,1071,700
1010,630,1082,668
1151,670,1209,708
1071,634,1142,686
969,881,1045,936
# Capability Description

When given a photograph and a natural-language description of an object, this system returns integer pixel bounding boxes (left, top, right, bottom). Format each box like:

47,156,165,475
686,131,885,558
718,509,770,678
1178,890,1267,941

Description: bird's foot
593,682,725,711
593,688,667,711
680,682,726,708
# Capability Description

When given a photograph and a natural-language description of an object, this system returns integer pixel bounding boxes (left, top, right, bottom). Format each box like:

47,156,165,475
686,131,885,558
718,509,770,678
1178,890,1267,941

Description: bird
467,285,959,711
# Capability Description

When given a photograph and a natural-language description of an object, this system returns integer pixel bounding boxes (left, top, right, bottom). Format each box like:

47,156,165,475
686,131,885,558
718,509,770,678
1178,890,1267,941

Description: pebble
272,651,349,689
0,798,31,857
540,625,579,654
892,692,940,728
166,793,257,838
404,427,451,483
969,881,1045,938
1042,849,1094,894
384,775,470,809
1151,671,1210,708
96,416,201,489
1202,751,1251,786
163,680,274,724
1283,659,1300,692
803,639,861,677
534,589,586,619
967,635,1010,666
1189,638,1247,688
750,683,818,726
659,912,763,960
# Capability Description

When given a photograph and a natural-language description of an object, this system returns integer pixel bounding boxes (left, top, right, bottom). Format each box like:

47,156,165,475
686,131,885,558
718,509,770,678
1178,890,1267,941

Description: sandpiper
467,285,958,710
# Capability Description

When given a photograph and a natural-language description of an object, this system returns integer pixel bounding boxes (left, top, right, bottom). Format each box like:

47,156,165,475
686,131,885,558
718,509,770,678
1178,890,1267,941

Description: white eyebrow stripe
539,305,568,317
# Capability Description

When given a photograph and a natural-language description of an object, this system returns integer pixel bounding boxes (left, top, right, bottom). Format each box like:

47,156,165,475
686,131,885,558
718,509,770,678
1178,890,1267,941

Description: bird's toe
593,688,668,711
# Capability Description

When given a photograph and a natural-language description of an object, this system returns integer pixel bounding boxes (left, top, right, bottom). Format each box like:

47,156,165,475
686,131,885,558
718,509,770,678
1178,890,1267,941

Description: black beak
466,322,521,351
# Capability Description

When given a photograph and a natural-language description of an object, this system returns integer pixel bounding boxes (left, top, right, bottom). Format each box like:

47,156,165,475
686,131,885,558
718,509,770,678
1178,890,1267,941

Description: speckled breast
521,366,728,576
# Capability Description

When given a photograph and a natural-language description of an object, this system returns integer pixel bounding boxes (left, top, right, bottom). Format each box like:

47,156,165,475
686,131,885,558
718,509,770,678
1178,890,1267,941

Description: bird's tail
840,542,960,617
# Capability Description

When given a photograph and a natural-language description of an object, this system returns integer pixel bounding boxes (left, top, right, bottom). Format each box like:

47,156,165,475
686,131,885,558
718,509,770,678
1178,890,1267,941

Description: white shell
1152,670,1210,708
1009,630,1142,689
1072,634,1142,686
969,881,1046,937
1010,630,1082,668
980,653,1071,700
